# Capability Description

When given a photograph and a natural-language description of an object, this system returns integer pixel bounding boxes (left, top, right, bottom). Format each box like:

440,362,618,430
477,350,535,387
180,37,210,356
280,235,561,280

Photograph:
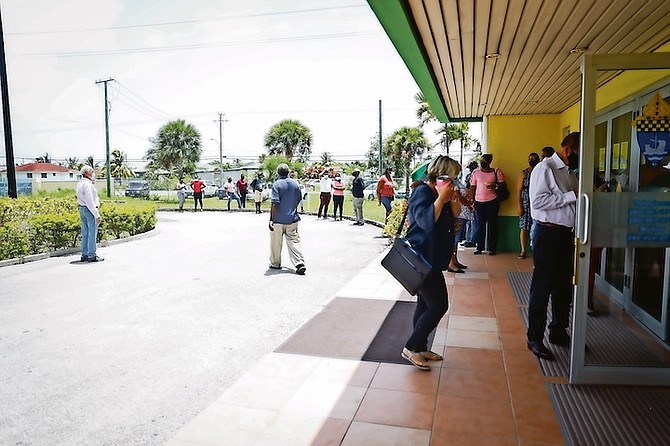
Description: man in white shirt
317,171,332,219
526,132,580,360
76,166,103,262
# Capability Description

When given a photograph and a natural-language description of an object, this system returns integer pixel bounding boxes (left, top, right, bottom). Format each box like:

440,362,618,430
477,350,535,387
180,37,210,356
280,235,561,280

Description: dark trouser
239,191,247,208
194,192,203,210
527,224,574,342
405,269,448,352
255,201,261,213
318,192,331,218
474,199,499,252
332,195,344,218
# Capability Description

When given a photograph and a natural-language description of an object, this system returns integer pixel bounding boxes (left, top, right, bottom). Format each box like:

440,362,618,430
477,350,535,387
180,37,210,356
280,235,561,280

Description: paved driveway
0,211,389,445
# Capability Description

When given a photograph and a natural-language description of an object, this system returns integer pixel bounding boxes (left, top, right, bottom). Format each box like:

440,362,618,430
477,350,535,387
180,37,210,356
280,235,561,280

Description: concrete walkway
0,211,390,445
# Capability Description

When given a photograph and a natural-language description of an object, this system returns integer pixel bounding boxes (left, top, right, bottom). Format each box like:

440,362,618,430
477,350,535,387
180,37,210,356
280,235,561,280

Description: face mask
529,159,539,167
567,152,579,170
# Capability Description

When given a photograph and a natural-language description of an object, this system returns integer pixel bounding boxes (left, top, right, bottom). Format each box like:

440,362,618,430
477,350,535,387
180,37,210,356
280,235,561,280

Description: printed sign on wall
634,93,670,167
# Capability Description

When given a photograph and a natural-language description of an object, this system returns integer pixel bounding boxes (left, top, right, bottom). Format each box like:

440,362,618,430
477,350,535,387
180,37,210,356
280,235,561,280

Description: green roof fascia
367,0,450,123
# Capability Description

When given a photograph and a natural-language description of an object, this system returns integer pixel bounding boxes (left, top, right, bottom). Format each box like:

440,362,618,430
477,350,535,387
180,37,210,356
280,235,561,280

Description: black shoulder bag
380,201,433,296
495,168,510,201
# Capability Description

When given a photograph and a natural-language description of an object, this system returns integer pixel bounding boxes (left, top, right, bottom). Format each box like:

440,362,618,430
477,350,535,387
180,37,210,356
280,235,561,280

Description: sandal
401,348,430,371
518,251,526,259
420,350,443,361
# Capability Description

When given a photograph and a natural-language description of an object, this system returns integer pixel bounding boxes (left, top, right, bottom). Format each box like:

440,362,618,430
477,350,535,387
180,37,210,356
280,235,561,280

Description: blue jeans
380,196,394,214
79,206,98,258
227,192,241,210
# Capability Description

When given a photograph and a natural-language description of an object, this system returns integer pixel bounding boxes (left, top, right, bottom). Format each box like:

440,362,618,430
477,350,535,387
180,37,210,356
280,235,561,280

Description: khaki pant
269,222,304,268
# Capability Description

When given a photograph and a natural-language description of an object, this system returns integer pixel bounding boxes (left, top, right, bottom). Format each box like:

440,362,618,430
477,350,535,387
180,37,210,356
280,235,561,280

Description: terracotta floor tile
433,395,516,438
507,373,552,405
449,315,498,332
446,328,501,350
311,418,351,446
452,285,492,300
443,346,505,371
256,412,329,445
449,295,496,317
430,433,518,446
513,402,566,444
438,367,510,402
370,362,441,394
503,349,543,376
497,315,528,335
500,330,530,351
342,421,431,446
172,402,269,444
309,358,371,385
346,361,379,387
354,387,437,430
282,381,366,420
216,374,303,410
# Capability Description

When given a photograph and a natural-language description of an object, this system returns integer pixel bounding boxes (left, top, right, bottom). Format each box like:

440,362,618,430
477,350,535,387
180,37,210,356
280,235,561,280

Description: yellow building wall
486,114,561,215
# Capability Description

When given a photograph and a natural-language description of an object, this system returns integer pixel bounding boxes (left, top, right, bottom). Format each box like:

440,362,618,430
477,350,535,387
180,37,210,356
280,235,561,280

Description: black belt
537,221,573,232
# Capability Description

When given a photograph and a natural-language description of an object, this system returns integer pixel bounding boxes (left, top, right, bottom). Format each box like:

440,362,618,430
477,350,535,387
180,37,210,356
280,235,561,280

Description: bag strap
396,201,409,237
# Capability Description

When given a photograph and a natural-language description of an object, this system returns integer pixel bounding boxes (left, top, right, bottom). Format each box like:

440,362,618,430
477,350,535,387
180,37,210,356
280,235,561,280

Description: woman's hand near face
436,181,455,203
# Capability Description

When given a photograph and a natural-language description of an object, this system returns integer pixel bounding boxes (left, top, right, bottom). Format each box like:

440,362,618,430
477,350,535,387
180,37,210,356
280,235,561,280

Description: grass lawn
151,191,390,223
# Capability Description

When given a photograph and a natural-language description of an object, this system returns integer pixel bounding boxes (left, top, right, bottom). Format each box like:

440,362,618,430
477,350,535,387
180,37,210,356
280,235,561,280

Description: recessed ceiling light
485,53,500,59
569,47,588,54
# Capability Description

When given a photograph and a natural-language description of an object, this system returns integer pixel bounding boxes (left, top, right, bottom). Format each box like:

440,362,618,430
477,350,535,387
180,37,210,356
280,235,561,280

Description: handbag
381,202,432,295
495,169,510,201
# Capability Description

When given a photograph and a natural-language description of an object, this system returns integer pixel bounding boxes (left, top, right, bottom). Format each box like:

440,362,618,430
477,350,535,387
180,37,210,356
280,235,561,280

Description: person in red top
190,176,206,211
376,167,396,223
236,174,248,208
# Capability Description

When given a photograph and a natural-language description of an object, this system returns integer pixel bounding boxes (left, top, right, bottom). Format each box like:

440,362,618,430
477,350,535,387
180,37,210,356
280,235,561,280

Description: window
27,173,33,178
69,173,73,178
40,173,47,178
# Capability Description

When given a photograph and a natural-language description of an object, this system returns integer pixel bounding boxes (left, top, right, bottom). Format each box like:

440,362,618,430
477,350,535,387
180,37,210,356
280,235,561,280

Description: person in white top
76,165,103,262
223,176,241,211
317,171,332,219
526,132,580,360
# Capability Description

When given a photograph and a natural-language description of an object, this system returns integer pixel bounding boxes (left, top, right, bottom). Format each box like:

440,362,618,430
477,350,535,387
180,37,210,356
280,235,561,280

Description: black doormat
361,300,435,365
548,383,670,446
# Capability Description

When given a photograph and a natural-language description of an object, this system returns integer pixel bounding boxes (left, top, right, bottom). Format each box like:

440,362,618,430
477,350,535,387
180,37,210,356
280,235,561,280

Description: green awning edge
367,0,450,123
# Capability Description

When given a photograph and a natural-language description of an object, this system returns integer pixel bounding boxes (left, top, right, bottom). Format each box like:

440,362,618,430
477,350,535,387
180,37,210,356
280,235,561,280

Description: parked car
185,184,217,198
125,180,149,198
363,182,408,200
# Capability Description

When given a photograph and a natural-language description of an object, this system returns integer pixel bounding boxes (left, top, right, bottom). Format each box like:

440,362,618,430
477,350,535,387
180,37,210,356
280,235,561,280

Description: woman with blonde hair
401,155,460,371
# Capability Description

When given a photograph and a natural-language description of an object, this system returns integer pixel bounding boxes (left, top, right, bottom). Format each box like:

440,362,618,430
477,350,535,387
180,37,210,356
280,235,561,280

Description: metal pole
378,100,382,174
95,78,114,198
219,112,224,187
0,5,16,198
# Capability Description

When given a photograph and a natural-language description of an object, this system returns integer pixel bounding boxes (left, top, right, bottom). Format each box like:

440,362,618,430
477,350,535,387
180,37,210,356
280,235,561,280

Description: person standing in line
469,154,504,255
268,163,306,275
461,160,479,247
76,165,103,262
351,170,365,225
236,174,248,208
376,167,396,223
526,132,580,361
190,176,205,211
250,174,263,214
318,171,332,219
401,155,460,371
224,176,242,211
530,147,556,246
331,173,345,220
176,178,187,212
516,152,540,259
448,175,471,273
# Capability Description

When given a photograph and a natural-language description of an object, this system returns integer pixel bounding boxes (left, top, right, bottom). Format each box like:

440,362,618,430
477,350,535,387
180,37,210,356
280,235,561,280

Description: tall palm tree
320,152,333,164
264,119,313,161
384,127,430,195
110,149,135,179
85,156,98,168
146,119,202,178
65,157,80,169
415,92,436,127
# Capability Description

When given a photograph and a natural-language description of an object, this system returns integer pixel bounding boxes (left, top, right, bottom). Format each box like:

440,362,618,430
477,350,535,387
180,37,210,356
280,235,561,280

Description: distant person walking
76,165,103,262
332,173,345,220
269,163,306,275
190,176,205,211
351,170,365,225
516,152,540,259
377,167,396,223
224,176,242,211
318,171,332,219
250,174,263,214
176,178,187,212
236,174,248,208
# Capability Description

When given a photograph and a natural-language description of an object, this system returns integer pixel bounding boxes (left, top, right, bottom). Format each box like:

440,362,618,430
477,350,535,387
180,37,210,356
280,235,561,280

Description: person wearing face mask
331,173,345,220
526,132,580,361
468,153,504,255
516,152,540,259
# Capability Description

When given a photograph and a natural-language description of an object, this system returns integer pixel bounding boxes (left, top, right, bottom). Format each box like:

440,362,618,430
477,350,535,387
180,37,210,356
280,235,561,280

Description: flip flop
401,348,430,371
518,252,526,259
420,350,443,361
447,267,465,273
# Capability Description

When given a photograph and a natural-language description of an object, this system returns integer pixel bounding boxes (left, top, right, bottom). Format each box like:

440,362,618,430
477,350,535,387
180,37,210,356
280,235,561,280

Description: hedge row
0,196,157,261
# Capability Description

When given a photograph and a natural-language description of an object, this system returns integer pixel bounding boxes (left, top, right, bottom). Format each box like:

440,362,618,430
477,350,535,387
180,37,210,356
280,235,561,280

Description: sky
0,0,480,169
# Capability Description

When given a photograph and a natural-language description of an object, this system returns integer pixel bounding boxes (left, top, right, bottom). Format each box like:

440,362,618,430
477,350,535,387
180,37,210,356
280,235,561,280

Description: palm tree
320,152,333,164
85,156,98,168
384,127,430,196
264,119,313,161
65,157,81,170
146,119,202,178
110,149,135,179
415,92,436,127
35,153,51,163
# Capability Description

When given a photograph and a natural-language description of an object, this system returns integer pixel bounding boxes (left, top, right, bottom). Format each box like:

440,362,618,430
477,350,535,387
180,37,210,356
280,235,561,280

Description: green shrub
0,223,30,260
30,213,80,251
383,199,409,237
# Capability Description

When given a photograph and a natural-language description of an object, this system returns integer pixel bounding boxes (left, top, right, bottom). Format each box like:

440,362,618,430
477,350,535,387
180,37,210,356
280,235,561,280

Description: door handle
579,193,590,244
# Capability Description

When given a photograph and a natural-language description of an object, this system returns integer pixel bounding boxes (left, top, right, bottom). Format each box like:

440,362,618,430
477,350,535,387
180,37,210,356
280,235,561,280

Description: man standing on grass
76,165,103,262
268,164,306,275
351,170,365,225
